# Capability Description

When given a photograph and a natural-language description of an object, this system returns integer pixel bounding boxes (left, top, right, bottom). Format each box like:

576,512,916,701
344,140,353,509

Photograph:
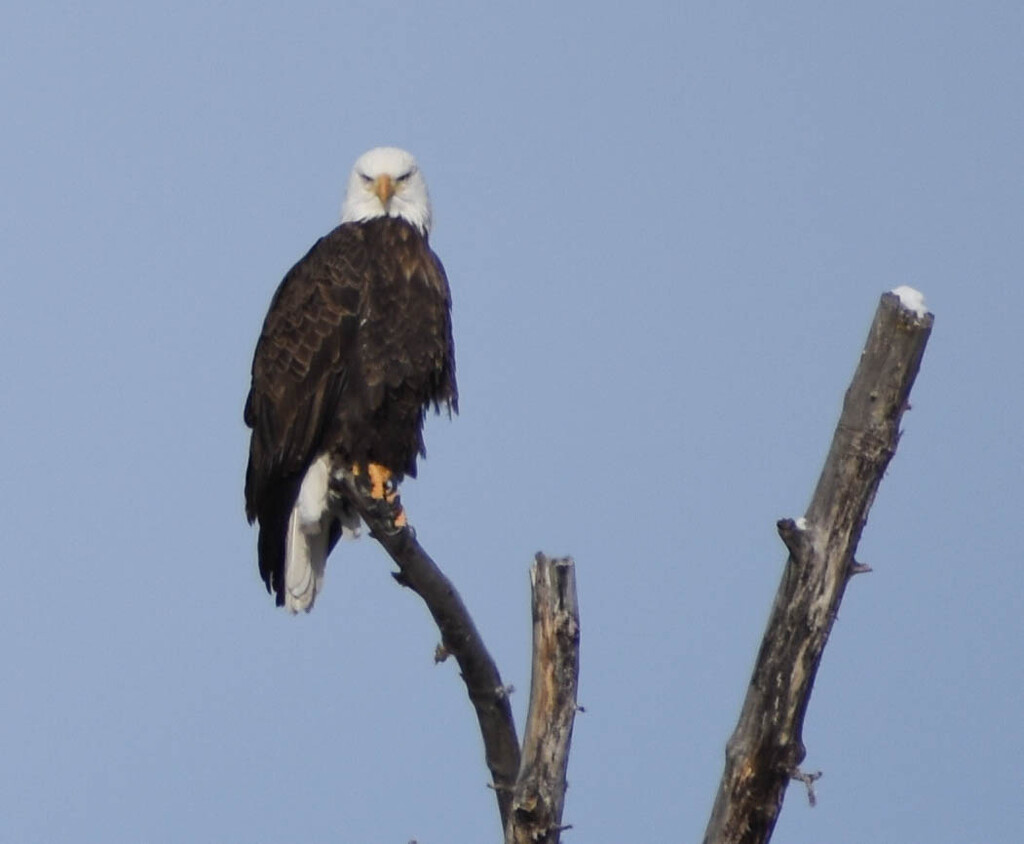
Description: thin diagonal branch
506,554,581,844
337,478,521,832
703,291,934,844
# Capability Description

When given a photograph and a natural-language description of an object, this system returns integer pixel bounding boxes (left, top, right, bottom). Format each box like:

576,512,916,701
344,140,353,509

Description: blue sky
2,2,1022,841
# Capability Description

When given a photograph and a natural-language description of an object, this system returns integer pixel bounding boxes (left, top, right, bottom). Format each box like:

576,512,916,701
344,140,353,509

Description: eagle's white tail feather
284,508,328,612
284,455,333,613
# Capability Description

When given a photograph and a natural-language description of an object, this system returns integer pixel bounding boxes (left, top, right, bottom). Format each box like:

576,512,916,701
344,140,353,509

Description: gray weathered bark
339,491,582,840
505,554,581,844
702,291,934,844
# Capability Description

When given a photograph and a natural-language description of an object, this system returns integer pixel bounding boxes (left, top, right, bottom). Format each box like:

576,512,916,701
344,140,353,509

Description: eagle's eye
359,173,373,184
395,170,414,183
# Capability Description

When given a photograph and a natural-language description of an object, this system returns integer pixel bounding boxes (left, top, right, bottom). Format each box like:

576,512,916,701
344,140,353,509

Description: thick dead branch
703,291,934,844
506,554,581,844
336,477,521,832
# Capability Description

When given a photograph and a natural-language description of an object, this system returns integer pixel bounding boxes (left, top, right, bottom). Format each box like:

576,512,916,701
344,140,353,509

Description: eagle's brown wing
243,224,371,521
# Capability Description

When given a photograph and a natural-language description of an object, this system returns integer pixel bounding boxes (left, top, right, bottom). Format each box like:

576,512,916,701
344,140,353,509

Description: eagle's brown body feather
244,216,456,605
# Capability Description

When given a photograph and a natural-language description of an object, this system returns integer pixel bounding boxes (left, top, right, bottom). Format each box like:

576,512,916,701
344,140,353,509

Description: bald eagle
244,147,457,612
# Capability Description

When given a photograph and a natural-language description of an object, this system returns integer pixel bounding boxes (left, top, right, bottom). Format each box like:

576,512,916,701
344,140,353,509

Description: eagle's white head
341,147,432,234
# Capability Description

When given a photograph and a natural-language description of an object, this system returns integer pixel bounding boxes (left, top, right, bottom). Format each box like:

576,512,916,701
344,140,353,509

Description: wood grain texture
505,555,580,844
703,292,934,844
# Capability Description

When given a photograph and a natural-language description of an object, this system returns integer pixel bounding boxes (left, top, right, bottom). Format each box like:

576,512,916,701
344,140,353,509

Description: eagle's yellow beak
374,174,395,208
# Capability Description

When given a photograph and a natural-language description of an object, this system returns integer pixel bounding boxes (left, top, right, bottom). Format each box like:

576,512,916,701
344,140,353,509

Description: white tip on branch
890,285,929,318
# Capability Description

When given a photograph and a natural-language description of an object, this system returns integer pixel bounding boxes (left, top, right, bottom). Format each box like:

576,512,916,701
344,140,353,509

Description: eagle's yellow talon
367,462,392,500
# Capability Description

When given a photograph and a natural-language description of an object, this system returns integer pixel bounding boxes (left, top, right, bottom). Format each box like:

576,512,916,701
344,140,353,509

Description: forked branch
341,480,581,840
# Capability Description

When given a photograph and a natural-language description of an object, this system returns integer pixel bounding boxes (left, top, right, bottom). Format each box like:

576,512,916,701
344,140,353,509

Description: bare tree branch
505,554,581,844
336,477,522,832
703,291,934,844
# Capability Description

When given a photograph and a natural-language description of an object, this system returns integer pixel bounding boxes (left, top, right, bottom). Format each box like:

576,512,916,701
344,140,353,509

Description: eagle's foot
366,462,394,501
350,462,407,533
349,462,395,498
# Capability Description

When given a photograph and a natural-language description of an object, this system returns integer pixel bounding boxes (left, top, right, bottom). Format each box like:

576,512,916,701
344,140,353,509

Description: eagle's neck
340,198,431,235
